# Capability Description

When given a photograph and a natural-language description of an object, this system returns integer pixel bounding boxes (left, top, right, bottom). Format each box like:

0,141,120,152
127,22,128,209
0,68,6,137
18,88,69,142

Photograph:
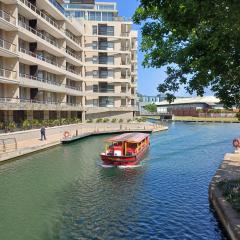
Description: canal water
0,123,238,240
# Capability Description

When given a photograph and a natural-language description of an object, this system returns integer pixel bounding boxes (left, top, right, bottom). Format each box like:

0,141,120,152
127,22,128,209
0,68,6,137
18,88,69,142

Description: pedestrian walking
40,126,46,141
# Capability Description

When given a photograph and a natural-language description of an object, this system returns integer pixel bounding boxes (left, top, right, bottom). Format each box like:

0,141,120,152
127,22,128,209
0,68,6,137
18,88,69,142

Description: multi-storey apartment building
0,0,137,124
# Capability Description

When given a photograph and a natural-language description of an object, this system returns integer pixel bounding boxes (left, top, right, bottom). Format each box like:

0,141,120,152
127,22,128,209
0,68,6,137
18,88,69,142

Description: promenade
209,151,240,240
0,123,168,162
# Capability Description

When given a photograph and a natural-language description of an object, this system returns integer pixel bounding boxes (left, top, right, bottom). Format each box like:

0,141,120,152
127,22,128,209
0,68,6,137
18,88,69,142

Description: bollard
76,130,78,136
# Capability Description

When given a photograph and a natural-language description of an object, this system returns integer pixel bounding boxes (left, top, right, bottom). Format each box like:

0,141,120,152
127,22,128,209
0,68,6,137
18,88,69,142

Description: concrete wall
86,111,133,120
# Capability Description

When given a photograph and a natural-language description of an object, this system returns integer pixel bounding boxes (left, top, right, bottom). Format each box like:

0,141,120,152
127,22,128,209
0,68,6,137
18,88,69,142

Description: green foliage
236,112,240,120
96,118,103,123
133,1,240,109
0,122,4,129
103,118,110,123
22,120,31,130
218,179,240,212
111,118,117,123
118,119,123,123
7,121,16,131
127,119,132,123
144,103,157,113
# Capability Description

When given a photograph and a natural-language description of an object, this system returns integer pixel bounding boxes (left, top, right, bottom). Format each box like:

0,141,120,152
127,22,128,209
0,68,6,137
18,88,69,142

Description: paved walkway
0,123,168,162
209,150,240,240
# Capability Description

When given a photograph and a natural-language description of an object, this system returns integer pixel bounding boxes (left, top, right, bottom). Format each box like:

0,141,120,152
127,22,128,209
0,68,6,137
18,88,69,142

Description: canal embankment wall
209,151,240,240
0,123,168,162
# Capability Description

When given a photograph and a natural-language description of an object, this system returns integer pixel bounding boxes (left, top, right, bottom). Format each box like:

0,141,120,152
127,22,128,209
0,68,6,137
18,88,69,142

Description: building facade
0,0,137,124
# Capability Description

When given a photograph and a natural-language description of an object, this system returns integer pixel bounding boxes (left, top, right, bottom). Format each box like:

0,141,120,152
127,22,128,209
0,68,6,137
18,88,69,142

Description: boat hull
100,144,149,166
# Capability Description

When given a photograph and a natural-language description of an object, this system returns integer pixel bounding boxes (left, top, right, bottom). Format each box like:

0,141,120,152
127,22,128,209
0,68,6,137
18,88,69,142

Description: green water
0,123,238,239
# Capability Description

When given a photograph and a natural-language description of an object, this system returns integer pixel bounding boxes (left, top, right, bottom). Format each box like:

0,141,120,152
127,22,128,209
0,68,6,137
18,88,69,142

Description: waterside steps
61,124,167,144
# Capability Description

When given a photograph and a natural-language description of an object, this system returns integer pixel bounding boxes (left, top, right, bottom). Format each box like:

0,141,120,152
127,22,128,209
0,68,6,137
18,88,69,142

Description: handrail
0,9,16,25
0,138,17,152
19,48,64,69
0,68,17,79
18,21,61,49
0,38,16,52
0,97,82,107
65,30,81,46
19,0,63,32
20,73,82,92
65,48,82,61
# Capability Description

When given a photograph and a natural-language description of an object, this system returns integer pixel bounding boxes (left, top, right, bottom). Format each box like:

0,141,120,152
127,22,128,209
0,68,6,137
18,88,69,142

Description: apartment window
92,41,97,50
98,26,114,36
92,56,98,64
92,25,97,35
93,70,98,77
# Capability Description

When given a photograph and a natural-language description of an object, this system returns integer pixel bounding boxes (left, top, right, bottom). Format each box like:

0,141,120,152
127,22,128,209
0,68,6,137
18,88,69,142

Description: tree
144,103,157,113
133,0,240,109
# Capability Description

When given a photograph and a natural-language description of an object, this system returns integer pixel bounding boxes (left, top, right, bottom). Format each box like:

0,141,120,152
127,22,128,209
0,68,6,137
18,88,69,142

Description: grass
143,115,239,122
218,179,240,212
174,116,239,122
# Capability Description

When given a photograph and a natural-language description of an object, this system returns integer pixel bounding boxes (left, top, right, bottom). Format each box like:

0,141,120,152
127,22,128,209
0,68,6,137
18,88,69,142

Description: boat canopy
105,133,149,144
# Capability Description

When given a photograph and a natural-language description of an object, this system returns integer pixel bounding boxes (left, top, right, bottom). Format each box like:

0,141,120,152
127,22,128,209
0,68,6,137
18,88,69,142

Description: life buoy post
64,131,71,139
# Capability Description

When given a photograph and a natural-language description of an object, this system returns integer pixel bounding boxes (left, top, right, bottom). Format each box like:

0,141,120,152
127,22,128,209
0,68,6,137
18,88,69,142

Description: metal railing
0,97,83,107
0,9,16,25
0,138,17,153
19,0,63,32
19,73,61,86
0,68,17,79
19,48,65,70
65,30,81,46
0,38,16,52
18,21,61,49
65,49,82,61
65,85,82,91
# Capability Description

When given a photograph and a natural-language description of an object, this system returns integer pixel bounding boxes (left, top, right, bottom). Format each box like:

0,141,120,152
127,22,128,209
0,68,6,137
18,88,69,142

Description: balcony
65,49,83,65
0,9,17,31
0,68,17,83
18,21,63,52
19,0,64,34
0,38,17,57
0,97,83,111
65,30,82,50
48,0,65,15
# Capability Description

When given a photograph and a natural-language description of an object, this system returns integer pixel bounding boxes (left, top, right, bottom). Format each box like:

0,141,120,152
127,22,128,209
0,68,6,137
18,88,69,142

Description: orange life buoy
233,139,240,148
64,131,70,139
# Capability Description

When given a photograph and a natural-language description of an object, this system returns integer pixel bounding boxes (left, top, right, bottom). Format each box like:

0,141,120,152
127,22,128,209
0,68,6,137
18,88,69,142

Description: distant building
156,96,223,116
138,94,165,103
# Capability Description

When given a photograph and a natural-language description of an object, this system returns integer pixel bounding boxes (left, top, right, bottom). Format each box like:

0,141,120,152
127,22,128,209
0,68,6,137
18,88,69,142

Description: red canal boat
100,132,150,166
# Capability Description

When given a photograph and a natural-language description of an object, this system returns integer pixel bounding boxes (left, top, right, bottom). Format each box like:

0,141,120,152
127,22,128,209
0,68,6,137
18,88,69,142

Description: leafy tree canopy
133,0,240,109
144,103,157,113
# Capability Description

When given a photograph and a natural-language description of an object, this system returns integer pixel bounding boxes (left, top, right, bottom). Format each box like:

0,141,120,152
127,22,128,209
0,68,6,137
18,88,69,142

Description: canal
0,122,238,240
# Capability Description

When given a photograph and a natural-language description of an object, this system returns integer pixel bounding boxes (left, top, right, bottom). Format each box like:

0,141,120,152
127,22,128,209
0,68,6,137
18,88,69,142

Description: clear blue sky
97,0,212,97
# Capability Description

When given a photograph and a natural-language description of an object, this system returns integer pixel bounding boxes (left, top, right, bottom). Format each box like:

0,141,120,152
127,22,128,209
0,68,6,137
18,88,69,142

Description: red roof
106,133,149,143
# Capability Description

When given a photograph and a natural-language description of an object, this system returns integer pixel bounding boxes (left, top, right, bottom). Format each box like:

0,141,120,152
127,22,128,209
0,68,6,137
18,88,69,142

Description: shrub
31,119,41,128
127,119,132,123
52,119,60,126
111,118,117,123
103,118,110,123
7,121,16,132
96,118,103,123
0,122,4,129
22,120,31,130
119,119,123,123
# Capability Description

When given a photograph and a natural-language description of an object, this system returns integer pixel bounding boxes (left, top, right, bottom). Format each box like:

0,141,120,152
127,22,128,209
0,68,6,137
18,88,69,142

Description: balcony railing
19,0,63,32
0,68,17,80
65,30,81,46
66,68,78,75
19,73,61,86
65,49,82,61
18,21,61,49
19,48,65,70
0,38,17,53
65,85,82,91
0,9,16,25
0,97,82,108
